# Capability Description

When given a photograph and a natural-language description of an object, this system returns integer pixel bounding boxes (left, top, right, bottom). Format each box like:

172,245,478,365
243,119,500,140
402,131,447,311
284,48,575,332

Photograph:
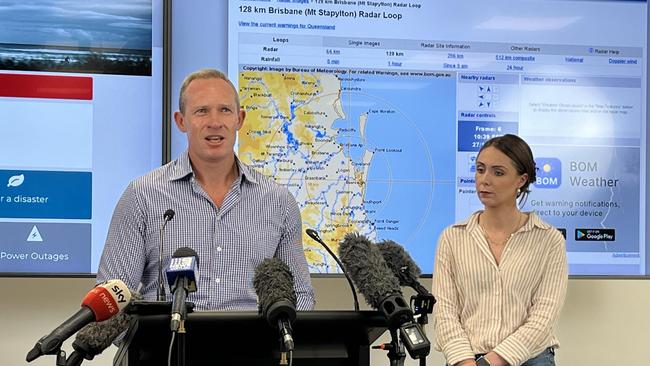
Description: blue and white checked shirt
97,151,315,311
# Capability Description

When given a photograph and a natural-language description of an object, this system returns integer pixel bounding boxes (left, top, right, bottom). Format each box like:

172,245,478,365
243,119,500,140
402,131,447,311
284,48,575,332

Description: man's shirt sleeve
97,182,147,294
276,189,315,310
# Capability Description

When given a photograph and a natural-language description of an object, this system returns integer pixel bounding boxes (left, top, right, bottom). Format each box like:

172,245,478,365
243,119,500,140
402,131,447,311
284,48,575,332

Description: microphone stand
414,310,430,366
409,283,435,366
157,223,167,301
305,229,360,311
387,328,406,366
113,316,139,366
377,325,431,366
375,285,434,366
158,210,175,301
55,349,66,366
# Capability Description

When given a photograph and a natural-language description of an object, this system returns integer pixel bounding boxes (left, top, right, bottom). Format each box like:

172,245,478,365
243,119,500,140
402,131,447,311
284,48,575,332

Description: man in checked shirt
97,68,315,311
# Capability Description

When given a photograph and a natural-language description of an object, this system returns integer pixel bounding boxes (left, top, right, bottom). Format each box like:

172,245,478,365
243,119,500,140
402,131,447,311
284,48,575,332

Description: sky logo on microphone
110,285,128,303
534,157,561,188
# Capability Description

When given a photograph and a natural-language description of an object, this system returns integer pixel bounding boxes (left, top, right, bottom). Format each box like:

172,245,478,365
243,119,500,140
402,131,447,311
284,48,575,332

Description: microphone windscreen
376,239,421,286
74,312,131,355
338,233,402,308
253,258,297,318
73,290,141,357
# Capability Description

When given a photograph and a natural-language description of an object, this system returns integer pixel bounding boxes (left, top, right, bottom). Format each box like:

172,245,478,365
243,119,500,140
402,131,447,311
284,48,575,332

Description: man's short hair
178,69,240,113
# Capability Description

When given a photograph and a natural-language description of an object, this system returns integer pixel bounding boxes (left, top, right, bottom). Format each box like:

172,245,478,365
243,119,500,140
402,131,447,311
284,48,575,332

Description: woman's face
475,146,528,208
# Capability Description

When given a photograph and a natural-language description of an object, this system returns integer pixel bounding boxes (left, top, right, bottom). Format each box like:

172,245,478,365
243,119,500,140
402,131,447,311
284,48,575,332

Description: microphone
306,228,360,311
158,209,176,301
26,279,132,362
377,240,436,323
377,239,436,293
163,209,175,221
253,258,297,351
338,233,430,359
64,290,142,366
166,247,199,332
65,315,130,366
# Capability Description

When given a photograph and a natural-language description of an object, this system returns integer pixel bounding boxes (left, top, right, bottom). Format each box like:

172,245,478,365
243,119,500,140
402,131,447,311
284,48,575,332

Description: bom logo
534,158,561,188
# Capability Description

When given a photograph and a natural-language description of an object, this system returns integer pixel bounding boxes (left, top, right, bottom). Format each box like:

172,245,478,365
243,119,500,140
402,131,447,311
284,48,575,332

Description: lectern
115,305,388,366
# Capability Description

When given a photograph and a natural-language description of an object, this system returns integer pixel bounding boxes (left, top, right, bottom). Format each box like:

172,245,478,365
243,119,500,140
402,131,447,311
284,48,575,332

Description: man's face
174,78,245,166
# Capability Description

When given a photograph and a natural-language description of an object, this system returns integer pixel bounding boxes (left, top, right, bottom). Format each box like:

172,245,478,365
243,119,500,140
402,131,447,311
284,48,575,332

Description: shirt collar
168,151,259,185
454,210,551,233
234,156,258,184
168,151,193,181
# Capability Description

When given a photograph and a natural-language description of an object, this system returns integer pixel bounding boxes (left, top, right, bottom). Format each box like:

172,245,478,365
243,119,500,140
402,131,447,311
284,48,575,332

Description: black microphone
253,258,297,351
65,290,141,366
305,228,360,311
376,240,435,296
376,240,436,320
158,209,175,301
163,209,175,221
338,233,430,360
26,280,132,362
166,247,199,332
338,233,404,313
65,314,131,366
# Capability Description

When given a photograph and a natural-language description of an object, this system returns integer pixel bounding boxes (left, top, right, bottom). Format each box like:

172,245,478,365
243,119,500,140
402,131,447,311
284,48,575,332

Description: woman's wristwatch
476,356,492,366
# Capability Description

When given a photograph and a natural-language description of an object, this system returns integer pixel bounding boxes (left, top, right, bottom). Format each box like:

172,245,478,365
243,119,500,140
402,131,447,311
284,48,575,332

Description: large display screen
0,0,163,275
185,0,644,276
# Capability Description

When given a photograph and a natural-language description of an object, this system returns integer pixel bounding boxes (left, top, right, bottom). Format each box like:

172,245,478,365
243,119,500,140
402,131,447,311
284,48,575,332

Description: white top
433,211,568,366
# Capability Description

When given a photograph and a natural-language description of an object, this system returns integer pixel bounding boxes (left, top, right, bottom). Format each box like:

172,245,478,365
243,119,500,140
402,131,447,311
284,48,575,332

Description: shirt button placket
213,213,222,287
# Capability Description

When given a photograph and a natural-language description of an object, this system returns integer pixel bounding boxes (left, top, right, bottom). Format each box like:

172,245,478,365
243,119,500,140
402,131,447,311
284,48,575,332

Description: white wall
2,277,648,366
